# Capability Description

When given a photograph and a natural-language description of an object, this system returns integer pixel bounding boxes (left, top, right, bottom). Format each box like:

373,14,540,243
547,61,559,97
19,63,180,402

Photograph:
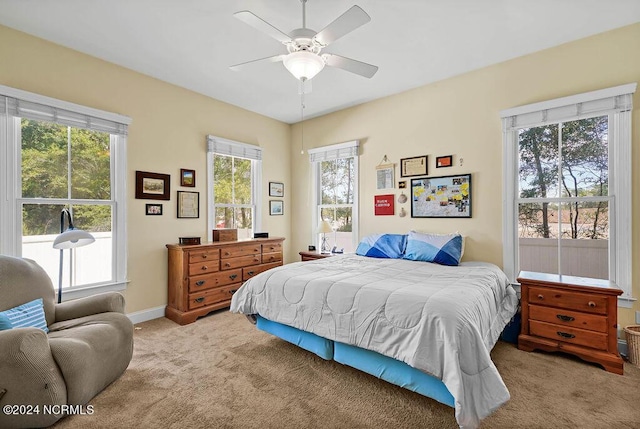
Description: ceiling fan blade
229,55,286,71
314,5,371,47
234,11,291,44
323,54,378,78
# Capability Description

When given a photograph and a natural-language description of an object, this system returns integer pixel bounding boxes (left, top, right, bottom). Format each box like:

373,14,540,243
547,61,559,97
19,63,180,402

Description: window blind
206,135,262,160
308,140,359,162
501,83,636,131
0,86,130,136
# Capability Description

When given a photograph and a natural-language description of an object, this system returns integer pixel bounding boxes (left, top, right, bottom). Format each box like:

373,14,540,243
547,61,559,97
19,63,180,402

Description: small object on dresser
179,237,201,245
253,232,269,238
212,228,238,242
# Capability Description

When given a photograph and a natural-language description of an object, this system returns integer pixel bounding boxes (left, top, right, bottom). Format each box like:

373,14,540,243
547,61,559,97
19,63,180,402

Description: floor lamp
52,208,95,303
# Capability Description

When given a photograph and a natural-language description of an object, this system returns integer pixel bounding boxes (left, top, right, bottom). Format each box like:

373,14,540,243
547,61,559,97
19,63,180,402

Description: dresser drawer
188,283,239,310
188,249,219,264
262,242,283,254
528,286,608,315
188,269,242,293
243,262,281,281
529,305,608,333
530,320,608,351
188,261,220,276
262,252,283,264
221,254,261,270
220,244,261,259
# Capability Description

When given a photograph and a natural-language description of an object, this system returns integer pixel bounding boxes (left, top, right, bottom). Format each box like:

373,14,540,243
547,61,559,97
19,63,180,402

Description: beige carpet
53,310,640,429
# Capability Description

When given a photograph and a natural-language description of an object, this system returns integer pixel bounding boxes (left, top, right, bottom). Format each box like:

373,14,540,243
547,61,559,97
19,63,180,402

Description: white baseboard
127,305,165,324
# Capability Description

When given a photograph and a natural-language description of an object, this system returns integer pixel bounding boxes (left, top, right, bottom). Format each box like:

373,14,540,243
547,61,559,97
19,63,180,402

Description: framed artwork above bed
410,174,471,218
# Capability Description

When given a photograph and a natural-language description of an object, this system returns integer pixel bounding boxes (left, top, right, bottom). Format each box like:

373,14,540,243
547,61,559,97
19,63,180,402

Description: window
0,85,130,300
206,135,262,240
308,141,359,253
501,84,636,304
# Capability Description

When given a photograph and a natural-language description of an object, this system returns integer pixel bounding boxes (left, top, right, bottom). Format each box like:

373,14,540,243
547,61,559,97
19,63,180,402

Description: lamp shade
317,220,333,234
53,228,95,249
283,51,325,81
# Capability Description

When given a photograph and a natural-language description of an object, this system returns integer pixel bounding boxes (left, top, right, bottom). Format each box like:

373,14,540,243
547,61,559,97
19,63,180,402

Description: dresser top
517,270,621,295
166,237,284,250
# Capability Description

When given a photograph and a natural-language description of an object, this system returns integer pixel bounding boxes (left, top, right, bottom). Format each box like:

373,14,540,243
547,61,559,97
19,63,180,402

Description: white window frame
308,140,359,251
0,85,130,301
501,83,636,306
206,135,262,241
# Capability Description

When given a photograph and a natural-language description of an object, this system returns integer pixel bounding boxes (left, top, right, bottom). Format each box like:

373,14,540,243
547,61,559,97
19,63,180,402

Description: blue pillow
0,313,12,331
403,231,463,266
0,298,48,333
356,234,407,259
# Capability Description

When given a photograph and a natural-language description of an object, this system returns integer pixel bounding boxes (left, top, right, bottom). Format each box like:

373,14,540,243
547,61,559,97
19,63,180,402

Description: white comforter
230,254,518,428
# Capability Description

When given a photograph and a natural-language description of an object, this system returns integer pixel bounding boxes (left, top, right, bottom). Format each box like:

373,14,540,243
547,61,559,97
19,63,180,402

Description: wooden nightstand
517,271,623,375
299,251,334,261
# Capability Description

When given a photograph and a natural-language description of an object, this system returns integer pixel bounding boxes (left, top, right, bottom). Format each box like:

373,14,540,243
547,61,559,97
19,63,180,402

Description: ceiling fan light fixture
283,51,325,81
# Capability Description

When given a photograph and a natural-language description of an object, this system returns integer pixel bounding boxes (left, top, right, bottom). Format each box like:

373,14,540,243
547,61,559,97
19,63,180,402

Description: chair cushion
0,298,49,332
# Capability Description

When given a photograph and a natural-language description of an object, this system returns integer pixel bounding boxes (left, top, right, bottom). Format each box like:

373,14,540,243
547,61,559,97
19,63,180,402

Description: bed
230,247,517,429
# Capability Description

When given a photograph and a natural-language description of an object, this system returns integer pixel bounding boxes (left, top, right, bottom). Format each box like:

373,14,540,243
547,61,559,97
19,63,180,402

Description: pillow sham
403,231,463,266
0,298,48,332
356,233,407,259
0,313,12,331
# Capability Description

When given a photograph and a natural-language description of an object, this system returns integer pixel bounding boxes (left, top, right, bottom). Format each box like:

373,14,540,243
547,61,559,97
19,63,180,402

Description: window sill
618,295,637,309
59,280,129,302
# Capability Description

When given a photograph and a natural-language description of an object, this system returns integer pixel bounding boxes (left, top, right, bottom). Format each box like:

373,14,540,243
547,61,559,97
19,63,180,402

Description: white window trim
309,140,359,250
0,85,130,298
501,83,636,306
206,135,262,241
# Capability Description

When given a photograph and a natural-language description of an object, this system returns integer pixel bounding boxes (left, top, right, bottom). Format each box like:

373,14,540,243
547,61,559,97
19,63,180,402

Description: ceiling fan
230,0,378,82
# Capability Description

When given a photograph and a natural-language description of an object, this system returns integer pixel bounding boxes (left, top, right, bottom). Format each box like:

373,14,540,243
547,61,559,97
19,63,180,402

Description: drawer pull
201,265,208,270
229,274,238,280
194,297,205,303
588,301,596,308
557,331,575,339
201,254,208,259
195,280,206,286
224,263,231,268
229,289,238,295
537,294,544,300
247,270,254,276
556,314,575,322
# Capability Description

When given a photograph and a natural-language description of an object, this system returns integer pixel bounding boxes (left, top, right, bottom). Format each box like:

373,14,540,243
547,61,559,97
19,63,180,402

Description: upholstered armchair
0,255,133,428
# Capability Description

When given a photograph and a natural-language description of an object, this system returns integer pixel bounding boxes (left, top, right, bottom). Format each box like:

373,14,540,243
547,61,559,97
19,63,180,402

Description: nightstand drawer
530,320,608,351
528,286,608,315
529,305,608,333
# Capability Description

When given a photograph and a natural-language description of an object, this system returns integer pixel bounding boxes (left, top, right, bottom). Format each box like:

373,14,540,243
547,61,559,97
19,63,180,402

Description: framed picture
269,182,284,197
145,203,163,216
269,200,283,216
410,174,471,218
374,194,395,216
177,191,199,218
376,163,395,190
180,169,196,187
436,155,453,168
400,156,428,177
135,171,170,200
398,181,407,189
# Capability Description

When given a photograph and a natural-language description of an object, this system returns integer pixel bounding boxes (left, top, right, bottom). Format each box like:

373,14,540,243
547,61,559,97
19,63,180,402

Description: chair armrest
55,291,126,322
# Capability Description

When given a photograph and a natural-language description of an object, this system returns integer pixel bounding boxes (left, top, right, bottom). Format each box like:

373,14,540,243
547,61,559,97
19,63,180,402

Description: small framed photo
269,200,283,216
436,155,453,168
398,181,407,189
180,169,196,187
145,203,163,216
269,182,284,197
177,191,199,218
135,171,170,200
400,156,428,177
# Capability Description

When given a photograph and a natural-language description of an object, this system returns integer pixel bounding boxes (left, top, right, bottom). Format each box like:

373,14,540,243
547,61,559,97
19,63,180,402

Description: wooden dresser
517,271,623,375
166,238,284,325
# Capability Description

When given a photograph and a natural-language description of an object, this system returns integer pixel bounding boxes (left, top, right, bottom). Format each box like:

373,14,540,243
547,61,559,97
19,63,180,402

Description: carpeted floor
53,310,640,428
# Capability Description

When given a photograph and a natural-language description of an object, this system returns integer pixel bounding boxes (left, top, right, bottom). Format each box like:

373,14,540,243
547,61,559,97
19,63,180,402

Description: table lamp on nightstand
318,220,333,254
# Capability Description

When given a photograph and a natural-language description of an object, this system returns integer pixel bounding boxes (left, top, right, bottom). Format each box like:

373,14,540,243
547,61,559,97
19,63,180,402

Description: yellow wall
0,25,291,314
290,23,640,327
1,22,639,326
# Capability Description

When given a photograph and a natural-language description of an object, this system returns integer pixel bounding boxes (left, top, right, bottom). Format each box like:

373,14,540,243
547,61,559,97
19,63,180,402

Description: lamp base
320,235,330,254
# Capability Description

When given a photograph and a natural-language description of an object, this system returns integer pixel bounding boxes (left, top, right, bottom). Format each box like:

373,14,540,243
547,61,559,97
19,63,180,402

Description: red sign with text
374,194,395,215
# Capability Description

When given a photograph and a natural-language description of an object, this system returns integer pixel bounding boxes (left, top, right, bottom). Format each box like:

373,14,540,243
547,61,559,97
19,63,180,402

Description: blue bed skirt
255,315,455,408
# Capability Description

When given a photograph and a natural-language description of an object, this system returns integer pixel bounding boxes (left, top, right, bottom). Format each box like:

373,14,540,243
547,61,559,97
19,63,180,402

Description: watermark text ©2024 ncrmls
2,404,94,416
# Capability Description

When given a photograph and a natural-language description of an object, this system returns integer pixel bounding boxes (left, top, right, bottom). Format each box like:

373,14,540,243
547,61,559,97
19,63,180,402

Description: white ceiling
1,0,639,124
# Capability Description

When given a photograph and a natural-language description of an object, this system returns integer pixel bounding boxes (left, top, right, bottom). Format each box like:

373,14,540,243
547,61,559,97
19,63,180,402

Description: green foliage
20,119,112,235
320,158,354,230
213,155,253,229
